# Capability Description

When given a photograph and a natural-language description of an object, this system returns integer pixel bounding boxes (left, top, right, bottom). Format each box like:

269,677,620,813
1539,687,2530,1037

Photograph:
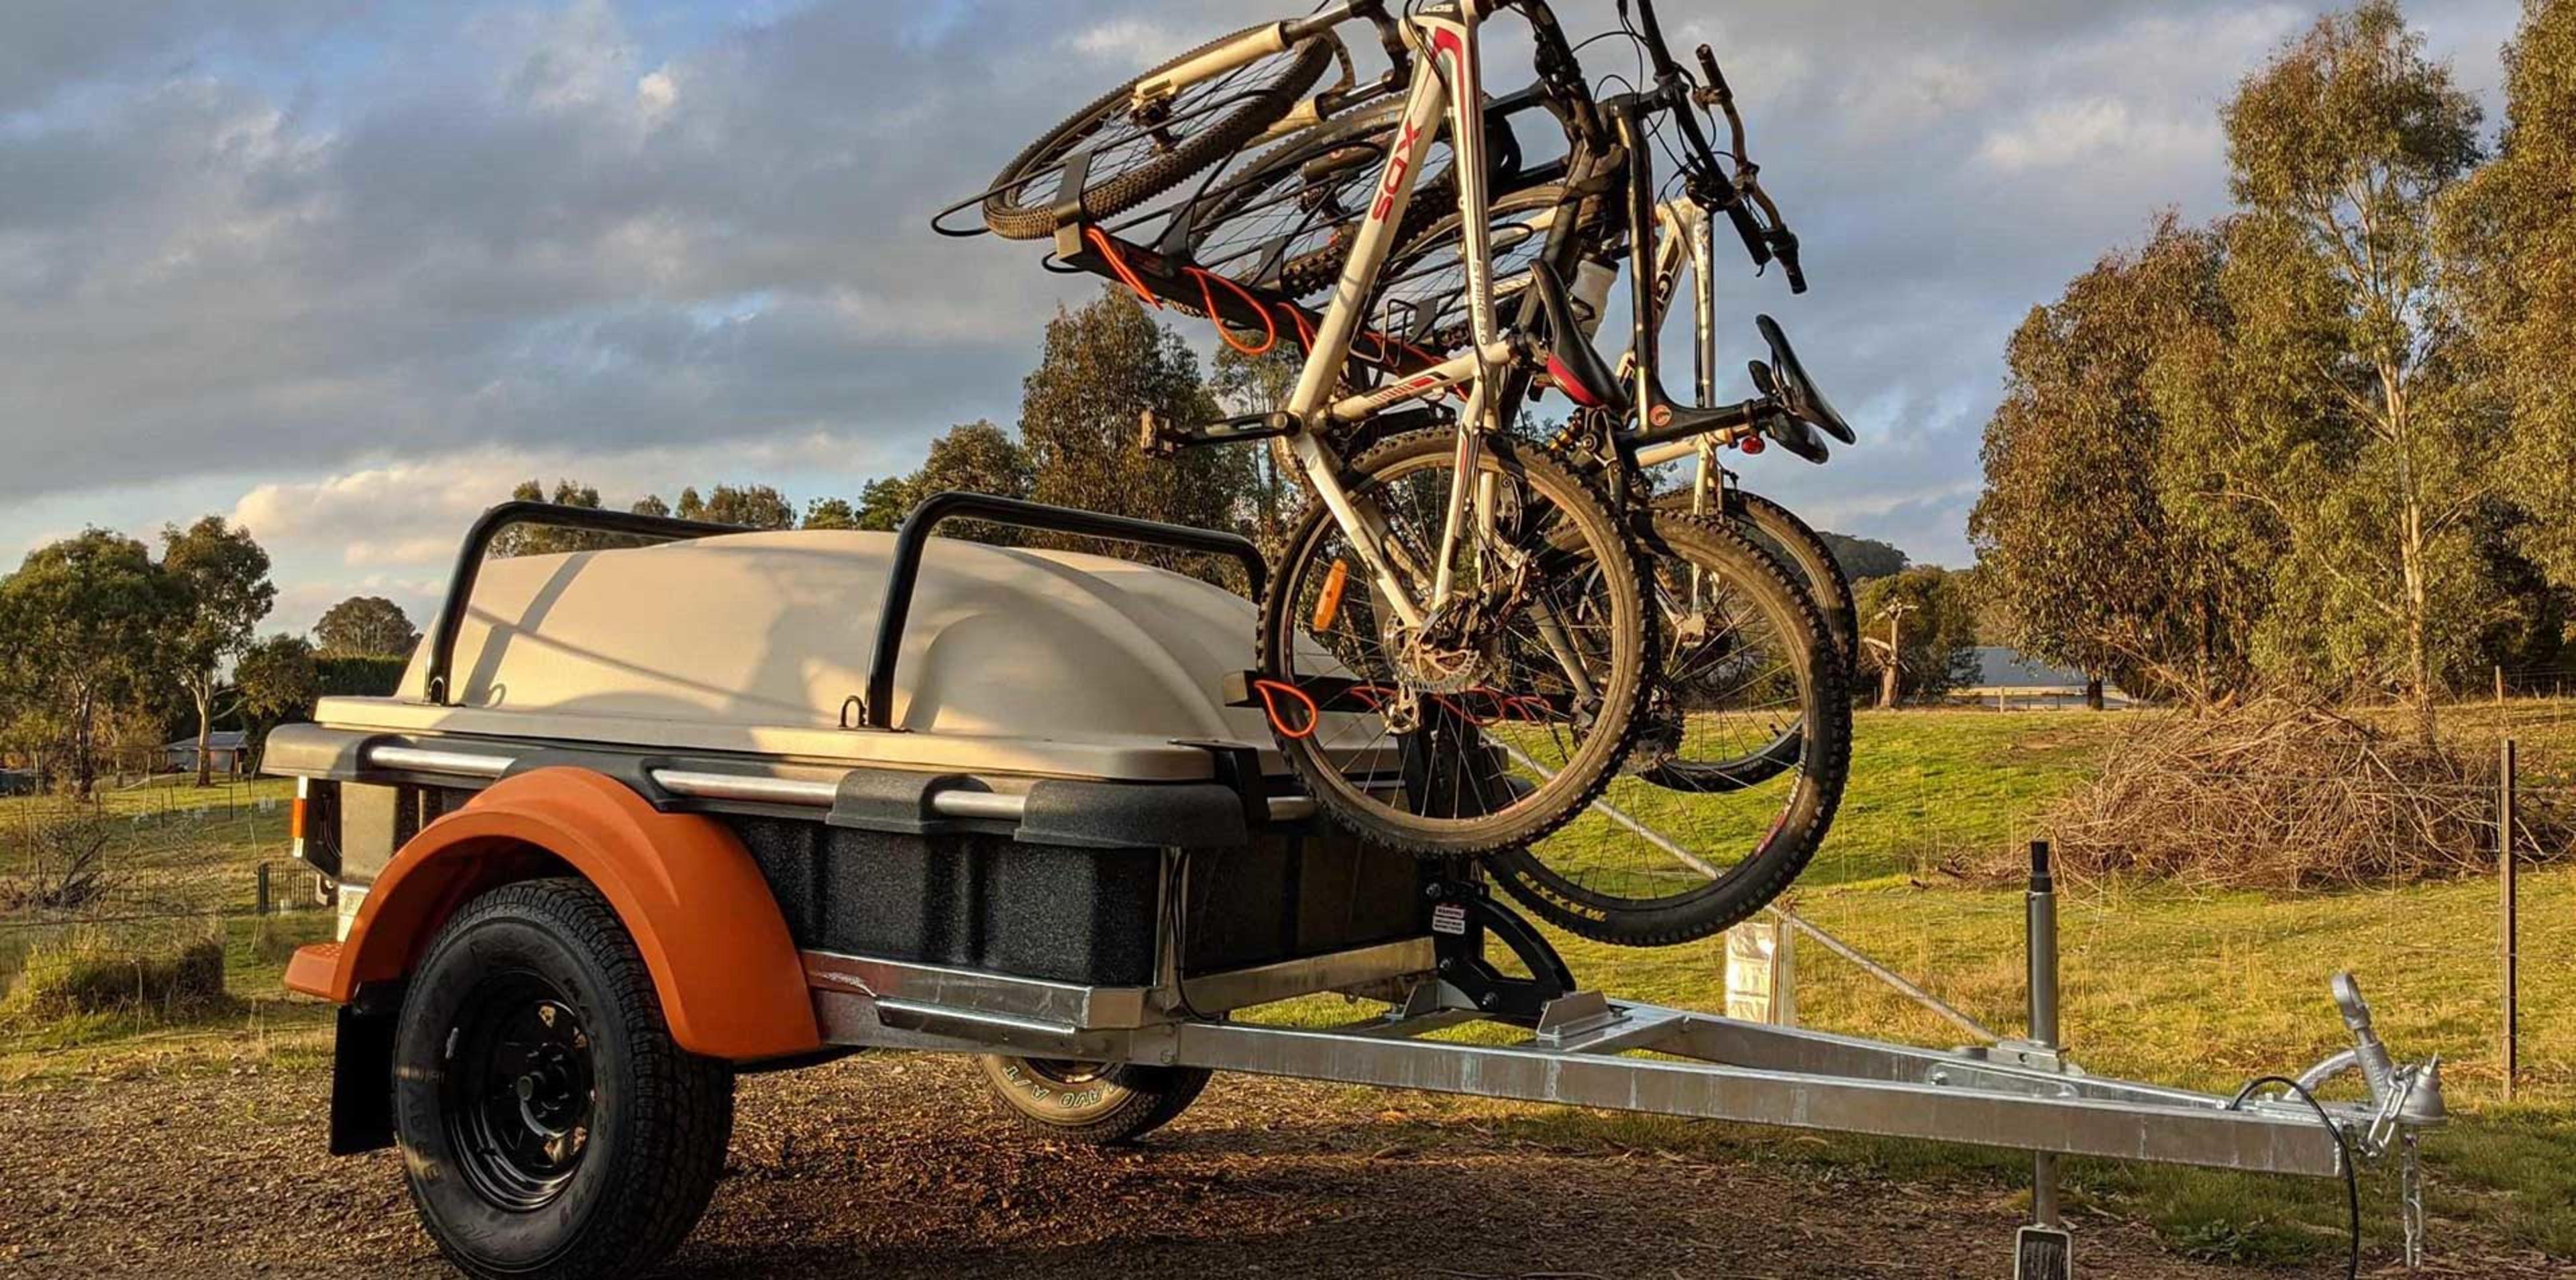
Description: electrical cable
2229,1075,2362,1280
1163,849,1214,1022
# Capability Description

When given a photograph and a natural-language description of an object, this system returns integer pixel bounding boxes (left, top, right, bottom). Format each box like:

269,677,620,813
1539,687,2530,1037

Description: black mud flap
327,1003,398,1156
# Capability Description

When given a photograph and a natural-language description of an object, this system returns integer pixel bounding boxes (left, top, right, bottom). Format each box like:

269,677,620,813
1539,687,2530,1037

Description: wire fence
1756,710,2574,1110
1,713,2569,1108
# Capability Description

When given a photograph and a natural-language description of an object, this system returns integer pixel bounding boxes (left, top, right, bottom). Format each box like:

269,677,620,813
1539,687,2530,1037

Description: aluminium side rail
356,741,1317,824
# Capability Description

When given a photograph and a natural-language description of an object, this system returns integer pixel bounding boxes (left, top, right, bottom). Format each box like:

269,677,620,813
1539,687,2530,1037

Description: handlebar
1617,0,1807,293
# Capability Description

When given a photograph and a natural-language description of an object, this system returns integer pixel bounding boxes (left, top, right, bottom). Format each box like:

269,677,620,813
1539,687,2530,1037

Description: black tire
1259,429,1651,857
394,877,735,1280
983,26,1336,241
1491,512,1851,946
1179,98,1459,299
1662,487,1857,667
1625,486,1853,794
976,1055,1213,1145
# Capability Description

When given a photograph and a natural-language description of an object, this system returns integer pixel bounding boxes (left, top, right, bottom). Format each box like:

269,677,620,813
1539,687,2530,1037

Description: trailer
271,496,2445,1280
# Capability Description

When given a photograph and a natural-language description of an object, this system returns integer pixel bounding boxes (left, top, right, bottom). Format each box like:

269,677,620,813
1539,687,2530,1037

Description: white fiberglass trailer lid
315,527,1291,782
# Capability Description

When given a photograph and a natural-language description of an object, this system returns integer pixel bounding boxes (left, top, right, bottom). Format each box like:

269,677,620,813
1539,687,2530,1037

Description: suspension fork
1285,430,1428,631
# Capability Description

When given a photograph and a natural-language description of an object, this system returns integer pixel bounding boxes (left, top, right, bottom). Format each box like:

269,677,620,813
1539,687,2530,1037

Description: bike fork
1284,430,1430,631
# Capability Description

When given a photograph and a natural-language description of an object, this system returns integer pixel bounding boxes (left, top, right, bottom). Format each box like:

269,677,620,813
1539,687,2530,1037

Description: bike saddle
1527,261,1631,418
1746,361,1829,464
1756,314,1855,445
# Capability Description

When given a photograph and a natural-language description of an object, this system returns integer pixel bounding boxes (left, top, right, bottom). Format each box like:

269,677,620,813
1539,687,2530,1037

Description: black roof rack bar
422,500,749,704
861,491,1267,731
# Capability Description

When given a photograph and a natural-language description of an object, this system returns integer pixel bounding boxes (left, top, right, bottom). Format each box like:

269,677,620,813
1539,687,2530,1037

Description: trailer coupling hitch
2291,971,2449,1149
2270,972,2446,1271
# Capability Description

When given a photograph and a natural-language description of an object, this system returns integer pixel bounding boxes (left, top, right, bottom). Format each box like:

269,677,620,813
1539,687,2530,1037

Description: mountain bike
962,0,1669,857
947,1,1857,929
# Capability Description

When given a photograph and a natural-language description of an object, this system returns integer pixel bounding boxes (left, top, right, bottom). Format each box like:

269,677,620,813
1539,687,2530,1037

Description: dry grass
0,927,230,1020
2035,696,2571,888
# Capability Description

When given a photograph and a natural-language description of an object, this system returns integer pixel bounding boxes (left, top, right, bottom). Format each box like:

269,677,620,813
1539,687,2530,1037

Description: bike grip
1775,233,1808,294
1695,45,1732,101
1721,196,1772,267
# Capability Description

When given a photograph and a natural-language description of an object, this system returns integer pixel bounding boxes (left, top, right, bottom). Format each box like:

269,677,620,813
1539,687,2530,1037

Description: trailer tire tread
977,1055,1214,1145
398,877,735,1280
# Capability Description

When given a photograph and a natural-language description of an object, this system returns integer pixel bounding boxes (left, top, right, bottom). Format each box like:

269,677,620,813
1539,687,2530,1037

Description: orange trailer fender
283,766,820,1061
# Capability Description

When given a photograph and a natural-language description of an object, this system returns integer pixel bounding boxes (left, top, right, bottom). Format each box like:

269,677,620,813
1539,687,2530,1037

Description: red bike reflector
1739,436,1766,455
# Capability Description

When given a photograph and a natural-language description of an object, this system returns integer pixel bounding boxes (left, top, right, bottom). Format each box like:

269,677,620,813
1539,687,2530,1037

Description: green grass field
0,774,334,1075
4,711,2570,1261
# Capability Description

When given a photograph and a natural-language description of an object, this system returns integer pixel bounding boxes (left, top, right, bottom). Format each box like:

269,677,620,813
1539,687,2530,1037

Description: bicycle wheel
1662,486,1856,666
1258,429,1651,857
1621,484,1852,794
1366,182,1600,352
1177,99,1458,299
983,25,1337,241
1491,511,1849,945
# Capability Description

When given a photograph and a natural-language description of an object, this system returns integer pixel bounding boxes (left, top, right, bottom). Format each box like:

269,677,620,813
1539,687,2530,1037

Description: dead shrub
1,928,231,1020
2033,696,2571,889
0,805,125,913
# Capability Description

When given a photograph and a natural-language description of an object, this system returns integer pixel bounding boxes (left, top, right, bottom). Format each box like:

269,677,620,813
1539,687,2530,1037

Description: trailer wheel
977,1055,1211,1144
393,877,735,1280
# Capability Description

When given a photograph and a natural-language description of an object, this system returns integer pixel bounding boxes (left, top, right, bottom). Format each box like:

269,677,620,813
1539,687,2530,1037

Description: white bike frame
1153,1,1512,634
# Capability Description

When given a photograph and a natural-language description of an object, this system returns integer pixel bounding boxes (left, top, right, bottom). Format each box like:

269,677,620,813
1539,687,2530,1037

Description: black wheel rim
441,973,596,1212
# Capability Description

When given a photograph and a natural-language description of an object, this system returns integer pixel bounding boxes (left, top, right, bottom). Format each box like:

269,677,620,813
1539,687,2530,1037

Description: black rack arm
860,492,1268,731
421,500,752,704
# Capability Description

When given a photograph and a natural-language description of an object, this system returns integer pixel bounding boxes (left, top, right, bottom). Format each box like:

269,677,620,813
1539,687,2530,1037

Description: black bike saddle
1528,261,1631,419
1756,314,1855,445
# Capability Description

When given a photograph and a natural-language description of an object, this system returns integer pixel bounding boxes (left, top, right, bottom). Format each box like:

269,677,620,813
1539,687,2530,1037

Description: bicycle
1106,3,1860,938
944,1,1857,919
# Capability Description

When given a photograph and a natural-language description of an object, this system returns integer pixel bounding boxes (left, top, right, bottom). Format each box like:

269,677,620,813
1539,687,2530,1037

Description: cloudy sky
1,0,2524,635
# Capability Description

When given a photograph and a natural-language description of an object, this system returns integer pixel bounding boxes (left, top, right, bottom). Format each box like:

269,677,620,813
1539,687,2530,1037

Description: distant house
1952,647,2130,710
166,731,250,775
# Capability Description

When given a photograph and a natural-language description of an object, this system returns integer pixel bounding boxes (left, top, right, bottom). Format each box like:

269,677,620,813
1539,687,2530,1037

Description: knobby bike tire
983,27,1336,241
1491,511,1851,945
1258,429,1651,857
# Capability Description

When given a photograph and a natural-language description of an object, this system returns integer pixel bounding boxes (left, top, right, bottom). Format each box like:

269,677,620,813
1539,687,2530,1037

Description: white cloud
1070,19,1190,63
0,0,2531,584
1976,97,2220,173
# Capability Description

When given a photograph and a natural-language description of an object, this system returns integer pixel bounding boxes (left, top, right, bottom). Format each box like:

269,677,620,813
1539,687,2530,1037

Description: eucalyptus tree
2200,0,2489,737
161,517,276,786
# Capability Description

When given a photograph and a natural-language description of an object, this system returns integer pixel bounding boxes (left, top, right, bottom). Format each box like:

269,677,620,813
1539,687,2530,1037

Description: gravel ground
1,1053,2562,1279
